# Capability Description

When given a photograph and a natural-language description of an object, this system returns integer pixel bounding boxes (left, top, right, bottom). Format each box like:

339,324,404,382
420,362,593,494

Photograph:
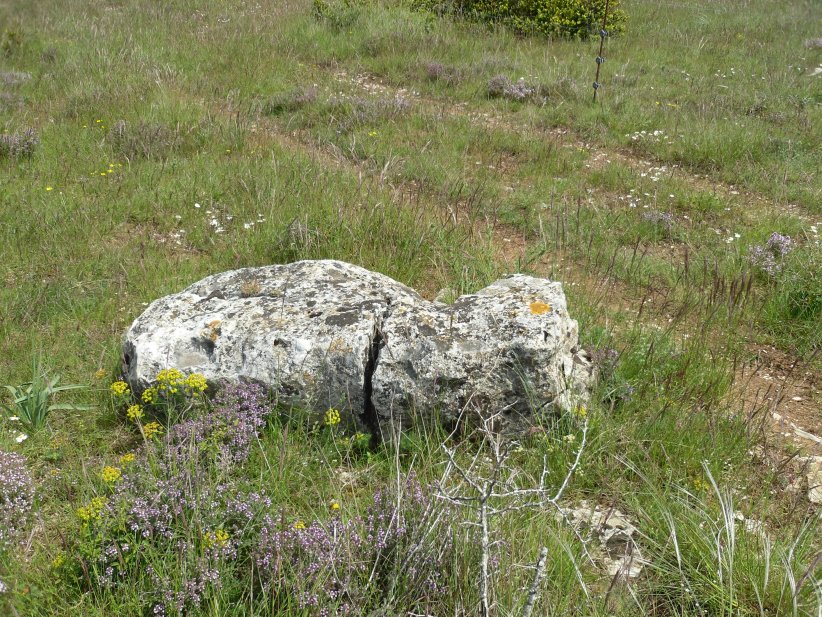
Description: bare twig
436,408,591,616
522,546,549,617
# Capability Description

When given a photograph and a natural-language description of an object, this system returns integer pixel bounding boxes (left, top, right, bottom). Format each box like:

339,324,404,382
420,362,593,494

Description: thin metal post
592,0,611,103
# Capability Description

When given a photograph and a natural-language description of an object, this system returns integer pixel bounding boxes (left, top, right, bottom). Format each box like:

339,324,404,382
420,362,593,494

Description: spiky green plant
1,358,92,433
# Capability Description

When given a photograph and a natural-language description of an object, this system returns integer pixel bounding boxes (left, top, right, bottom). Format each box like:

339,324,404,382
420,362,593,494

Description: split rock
123,260,592,436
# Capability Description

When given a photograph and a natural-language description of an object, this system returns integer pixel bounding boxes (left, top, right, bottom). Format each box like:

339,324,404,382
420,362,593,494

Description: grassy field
0,0,820,614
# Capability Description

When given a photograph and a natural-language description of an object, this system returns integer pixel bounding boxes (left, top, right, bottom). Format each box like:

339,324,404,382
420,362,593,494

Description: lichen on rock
123,260,593,436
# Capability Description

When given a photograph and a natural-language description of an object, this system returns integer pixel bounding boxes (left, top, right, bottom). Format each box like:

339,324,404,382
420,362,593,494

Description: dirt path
240,71,822,457
333,70,818,227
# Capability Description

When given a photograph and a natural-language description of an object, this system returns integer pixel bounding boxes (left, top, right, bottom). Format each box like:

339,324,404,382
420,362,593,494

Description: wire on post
592,1,611,103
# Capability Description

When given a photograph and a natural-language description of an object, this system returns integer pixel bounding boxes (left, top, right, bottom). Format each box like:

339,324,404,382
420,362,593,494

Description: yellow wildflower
77,497,107,522
110,381,130,397
293,520,306,530
156,368,184,395
52,554,65,569
141,386,158,404
692,478,709,492
119,452,136,465
101,466,122,484
573,405,587,419
46,186,53,191
94,368,107,379
142,422,164,440
324,408,341,427
183,373,208,396
126,404,143,422
330,501,340,511
204,529,230,548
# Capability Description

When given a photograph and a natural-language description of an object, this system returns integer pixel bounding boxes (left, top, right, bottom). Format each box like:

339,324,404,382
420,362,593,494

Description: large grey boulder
123,260,592,436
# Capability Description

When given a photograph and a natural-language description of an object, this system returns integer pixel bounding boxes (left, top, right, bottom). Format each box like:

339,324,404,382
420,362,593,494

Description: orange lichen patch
202,319,222,342
529,301,552,315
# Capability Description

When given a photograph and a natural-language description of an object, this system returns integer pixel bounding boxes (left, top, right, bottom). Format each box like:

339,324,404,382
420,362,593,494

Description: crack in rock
361,300,392,438
123,260,593,437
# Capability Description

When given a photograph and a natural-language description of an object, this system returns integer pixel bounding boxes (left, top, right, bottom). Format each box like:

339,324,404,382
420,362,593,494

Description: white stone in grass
558,501,648,580
123,260,592,436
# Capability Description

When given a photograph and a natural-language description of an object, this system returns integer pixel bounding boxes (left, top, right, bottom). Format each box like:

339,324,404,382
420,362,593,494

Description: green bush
410,0,626,38
313,0,366,29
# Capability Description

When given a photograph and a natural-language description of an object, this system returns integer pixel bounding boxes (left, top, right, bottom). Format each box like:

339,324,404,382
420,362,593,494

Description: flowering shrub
642,210,674,232
76,496,107,527
112,370,208,430
411,0,626,39
61,383,454,615
749,232,794,276
110,381,129,398
70,384,275,609
0,127,38,158
0,450,34,551
254,473,452,614
100,466,122,484
140,369,208,410
125,404,143,422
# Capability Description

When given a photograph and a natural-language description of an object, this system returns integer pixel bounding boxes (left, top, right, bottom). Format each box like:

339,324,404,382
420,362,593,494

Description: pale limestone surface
123,260,592,435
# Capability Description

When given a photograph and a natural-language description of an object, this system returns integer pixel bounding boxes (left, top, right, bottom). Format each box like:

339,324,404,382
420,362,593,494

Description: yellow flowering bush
142,422,164,440
204,528,230,548
141,371,206,407
141,386,158,404
113,370,208,436
110,381,129,397
126,404,143,422
101,466,122,484
324,408,341,427
183,373,208,396
156,368,184,395
77,497,107,523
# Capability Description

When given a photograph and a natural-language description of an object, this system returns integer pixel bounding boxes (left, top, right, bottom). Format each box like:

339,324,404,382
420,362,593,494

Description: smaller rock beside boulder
559,502,647,580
